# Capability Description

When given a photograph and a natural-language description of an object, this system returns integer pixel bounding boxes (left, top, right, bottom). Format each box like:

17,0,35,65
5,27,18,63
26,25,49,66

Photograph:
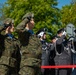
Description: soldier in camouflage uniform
16,12,42,75
0,18,21,75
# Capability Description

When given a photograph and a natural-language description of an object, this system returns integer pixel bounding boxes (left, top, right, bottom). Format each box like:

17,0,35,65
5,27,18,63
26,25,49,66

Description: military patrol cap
22,12,34,21
4,18,14,27
0,18,14,31
57,28,64,34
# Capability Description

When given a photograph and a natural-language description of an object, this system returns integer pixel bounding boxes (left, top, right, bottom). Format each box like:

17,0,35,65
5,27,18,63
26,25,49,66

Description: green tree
3,0,60,36
61,3,76,27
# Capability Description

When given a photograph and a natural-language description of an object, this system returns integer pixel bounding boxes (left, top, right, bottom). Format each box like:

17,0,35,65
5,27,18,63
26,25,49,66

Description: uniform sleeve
16,20,25,32
0,25,5,32
16,19,28,32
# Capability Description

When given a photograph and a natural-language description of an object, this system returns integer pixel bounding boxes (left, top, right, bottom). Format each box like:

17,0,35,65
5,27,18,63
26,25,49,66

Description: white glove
62,31,66,36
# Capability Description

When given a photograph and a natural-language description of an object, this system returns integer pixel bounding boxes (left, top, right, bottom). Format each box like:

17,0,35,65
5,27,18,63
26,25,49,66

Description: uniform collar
28,30,34,35
6,33,14,39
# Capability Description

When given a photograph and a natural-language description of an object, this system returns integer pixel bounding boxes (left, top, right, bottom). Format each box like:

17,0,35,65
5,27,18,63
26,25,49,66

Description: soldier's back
19,35,42,75
0,35,21,75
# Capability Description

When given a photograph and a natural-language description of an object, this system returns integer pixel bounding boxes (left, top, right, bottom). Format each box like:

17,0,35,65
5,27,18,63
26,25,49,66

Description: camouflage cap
3,18,14,27
22,12,34,20
0,18,14,31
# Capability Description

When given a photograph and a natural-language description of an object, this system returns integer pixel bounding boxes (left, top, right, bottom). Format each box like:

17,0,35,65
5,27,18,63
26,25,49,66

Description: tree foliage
61,3,76,27
3,0,60,36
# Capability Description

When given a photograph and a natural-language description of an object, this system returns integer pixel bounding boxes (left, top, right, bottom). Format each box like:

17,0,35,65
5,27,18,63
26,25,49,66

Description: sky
57,0,71,8
0,0,71,8
0,0,6,4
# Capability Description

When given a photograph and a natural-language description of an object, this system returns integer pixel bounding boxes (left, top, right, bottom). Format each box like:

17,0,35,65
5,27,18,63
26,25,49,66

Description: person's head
51,35,57,43
22,12,35,30
57,28,64,37
37,32,46,40
36,28,47,40
4,18,14,34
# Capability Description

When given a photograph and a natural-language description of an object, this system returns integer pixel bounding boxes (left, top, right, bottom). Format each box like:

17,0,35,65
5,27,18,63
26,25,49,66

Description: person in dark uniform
36,28,50,75
49,35,57,75
54,28,72,75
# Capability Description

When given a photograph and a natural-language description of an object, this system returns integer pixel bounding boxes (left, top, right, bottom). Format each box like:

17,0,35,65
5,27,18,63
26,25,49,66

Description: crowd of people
0,12,76,75
37,26,76,75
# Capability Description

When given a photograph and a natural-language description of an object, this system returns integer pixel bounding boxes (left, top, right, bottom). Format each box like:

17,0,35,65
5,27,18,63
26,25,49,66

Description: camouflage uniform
16,12,42,75
0,18,21,75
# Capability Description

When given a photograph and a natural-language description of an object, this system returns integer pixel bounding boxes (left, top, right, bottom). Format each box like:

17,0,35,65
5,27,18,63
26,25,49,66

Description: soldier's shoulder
29,35,41,44
13,37,21,47
30,34,40,40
